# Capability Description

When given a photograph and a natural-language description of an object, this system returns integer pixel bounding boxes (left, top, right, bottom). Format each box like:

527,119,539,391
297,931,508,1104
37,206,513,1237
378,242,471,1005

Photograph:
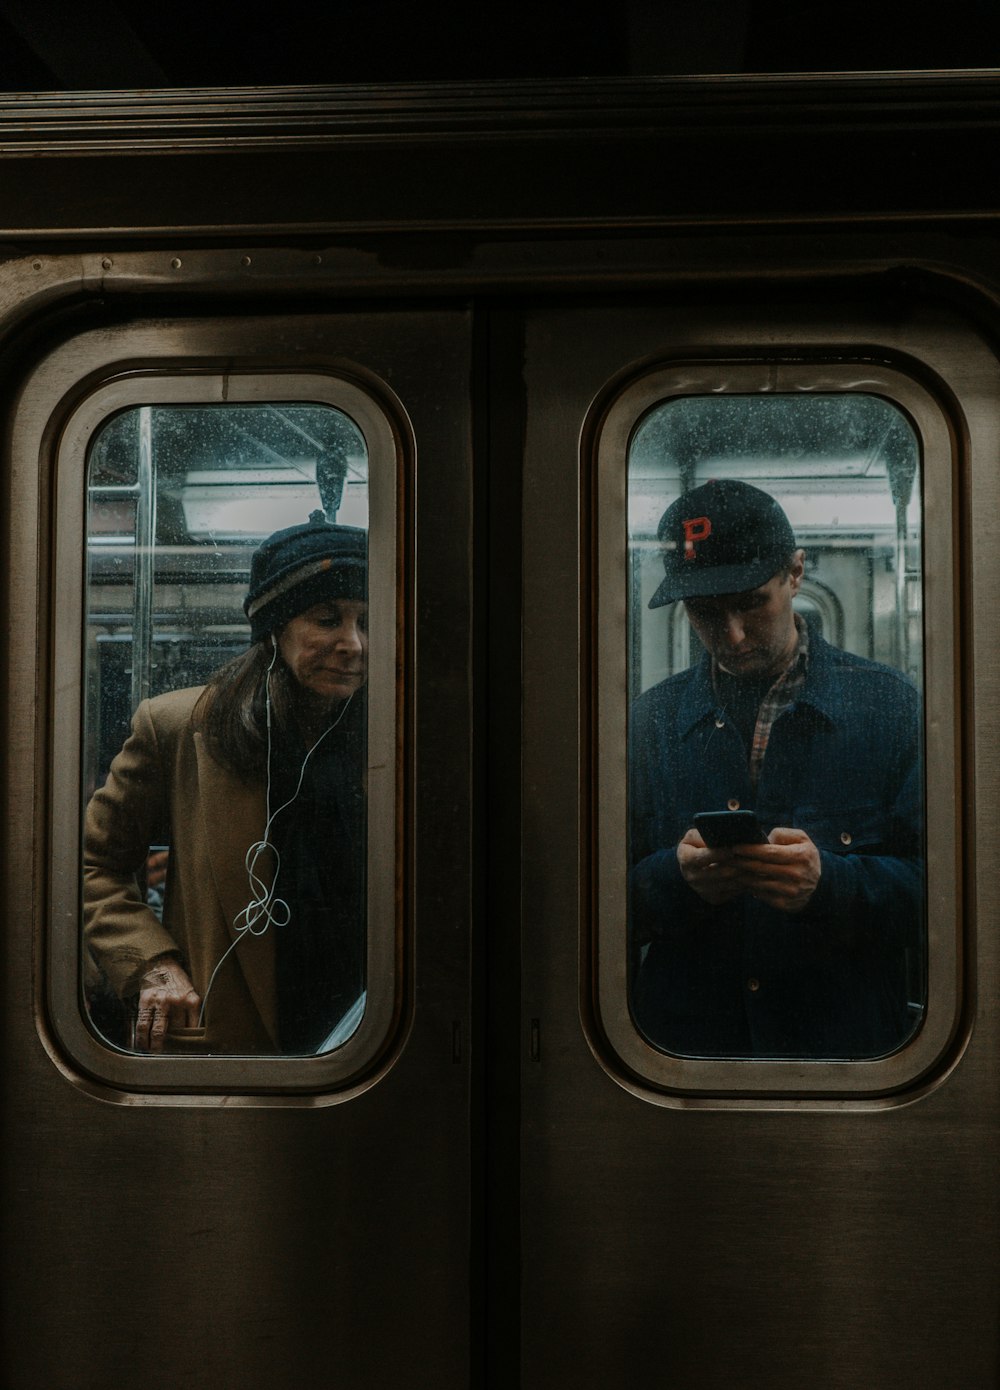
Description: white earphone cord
197,642,354,1028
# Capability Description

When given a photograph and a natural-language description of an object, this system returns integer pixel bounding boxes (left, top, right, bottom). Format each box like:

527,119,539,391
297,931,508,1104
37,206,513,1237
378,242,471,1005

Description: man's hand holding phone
679,812,821,913
677,826,747,906
732,828,821,913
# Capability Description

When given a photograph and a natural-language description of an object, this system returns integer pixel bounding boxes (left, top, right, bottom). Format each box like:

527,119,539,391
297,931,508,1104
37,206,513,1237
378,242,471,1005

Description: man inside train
628,478,923,1059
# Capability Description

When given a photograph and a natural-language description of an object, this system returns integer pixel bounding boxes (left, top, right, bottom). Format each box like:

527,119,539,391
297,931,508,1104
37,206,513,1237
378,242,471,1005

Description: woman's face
277,598,368,706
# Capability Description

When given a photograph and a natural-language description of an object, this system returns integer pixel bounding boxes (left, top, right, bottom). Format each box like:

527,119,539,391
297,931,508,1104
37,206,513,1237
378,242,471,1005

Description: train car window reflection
627,394,925,1060
83,403,371,1056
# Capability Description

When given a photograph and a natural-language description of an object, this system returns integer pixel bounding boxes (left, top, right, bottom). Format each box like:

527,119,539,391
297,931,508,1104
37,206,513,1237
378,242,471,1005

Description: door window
84,402,372,1057
593,361,959,1096
626,393,924,1061
47,364,402,1094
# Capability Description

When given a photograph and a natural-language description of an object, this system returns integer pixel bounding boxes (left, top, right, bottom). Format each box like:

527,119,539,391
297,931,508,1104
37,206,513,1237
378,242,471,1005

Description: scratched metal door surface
0,304,476,1390
514,294,1000,1390
3,284,1000,1390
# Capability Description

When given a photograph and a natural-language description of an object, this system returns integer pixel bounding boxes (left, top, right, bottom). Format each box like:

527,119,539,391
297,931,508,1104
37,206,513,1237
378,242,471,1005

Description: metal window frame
593,358,962,1099
35,320,405,1098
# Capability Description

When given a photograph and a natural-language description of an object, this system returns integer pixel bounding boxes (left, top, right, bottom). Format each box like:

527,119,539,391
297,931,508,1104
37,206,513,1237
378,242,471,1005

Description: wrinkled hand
733,827,822,913
144,848,169,891
134,954,201,1052
677,829,746,906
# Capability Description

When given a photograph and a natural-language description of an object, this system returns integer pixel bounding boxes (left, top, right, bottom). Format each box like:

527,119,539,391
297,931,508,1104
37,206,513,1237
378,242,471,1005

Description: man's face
682,551,804,680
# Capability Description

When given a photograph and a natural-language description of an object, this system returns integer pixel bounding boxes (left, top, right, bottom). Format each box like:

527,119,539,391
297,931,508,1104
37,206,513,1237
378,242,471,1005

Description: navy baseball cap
648,479,796,608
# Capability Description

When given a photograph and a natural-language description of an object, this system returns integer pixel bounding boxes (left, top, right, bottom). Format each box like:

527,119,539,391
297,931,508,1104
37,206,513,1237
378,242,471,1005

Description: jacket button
747,978,760,992
715,717,726,729
840,831,852,845
727,798,740,811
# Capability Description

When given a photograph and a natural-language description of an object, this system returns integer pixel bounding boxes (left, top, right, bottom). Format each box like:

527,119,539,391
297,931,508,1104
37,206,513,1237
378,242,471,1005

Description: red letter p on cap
682,515,711,559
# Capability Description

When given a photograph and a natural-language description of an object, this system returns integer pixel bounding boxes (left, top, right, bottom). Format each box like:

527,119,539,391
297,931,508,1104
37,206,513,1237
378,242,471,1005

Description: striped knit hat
244,510,367,642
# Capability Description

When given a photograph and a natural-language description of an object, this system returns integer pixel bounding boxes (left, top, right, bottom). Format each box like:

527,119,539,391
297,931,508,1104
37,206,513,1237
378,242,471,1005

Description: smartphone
692,810,768,848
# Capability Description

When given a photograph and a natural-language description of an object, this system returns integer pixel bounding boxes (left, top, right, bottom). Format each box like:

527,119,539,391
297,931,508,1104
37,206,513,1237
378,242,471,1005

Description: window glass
83,403,370,1057
627,393,925,1060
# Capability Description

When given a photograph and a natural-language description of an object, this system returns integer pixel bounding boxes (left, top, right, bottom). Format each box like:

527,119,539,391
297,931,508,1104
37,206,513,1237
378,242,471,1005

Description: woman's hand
144,848,169,892
134,954,201,1052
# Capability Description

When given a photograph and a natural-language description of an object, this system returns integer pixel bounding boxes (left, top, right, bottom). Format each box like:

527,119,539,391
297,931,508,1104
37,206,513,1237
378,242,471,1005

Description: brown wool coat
84,686,279,1053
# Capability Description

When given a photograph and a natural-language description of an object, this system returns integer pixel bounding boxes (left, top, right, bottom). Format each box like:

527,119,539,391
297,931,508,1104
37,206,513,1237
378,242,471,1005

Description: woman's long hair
193,640,297,779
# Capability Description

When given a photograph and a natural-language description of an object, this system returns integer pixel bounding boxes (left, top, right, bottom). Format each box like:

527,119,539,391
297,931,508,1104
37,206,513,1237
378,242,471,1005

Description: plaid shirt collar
712,614,809,788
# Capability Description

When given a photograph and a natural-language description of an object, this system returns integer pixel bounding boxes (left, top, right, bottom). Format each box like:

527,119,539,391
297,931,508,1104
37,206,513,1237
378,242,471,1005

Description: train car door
1,305,479,1389
510,294,999,1389
4,277,999,1390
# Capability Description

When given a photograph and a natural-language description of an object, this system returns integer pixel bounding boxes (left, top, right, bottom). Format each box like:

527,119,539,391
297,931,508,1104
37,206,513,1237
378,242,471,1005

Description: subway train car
0,73,998,1388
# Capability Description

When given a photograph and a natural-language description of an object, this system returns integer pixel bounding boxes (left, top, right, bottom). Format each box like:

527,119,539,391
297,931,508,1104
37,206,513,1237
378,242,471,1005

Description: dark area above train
0,0,999,91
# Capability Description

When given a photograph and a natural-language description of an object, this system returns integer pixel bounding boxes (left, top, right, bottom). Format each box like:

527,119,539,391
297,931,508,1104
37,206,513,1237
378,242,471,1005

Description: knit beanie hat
244,510,367,642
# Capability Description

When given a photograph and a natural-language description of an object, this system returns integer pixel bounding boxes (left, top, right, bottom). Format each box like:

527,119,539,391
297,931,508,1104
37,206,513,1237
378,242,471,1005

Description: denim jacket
629,634,923,1059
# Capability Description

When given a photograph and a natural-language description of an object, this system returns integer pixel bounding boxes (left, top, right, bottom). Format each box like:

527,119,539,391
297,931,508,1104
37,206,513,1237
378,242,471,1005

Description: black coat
629,636,923,1059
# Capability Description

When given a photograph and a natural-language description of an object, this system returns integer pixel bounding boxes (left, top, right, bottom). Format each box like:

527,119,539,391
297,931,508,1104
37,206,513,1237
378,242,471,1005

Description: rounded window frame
592,359,961,1099
42,332,406,1099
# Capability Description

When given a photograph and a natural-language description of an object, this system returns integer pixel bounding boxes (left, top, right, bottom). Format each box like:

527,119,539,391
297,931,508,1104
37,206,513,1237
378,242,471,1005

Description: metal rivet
748,978,760,992
727,798,740,811
840,831,852,845
32,260,41,270
101,257,113,270
715,717,725,729
170,257,182,269
313,253,323,266
240,255,251,267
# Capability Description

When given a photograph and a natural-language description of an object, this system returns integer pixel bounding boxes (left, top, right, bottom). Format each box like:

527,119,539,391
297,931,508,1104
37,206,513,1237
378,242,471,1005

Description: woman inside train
84,511,368,1055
